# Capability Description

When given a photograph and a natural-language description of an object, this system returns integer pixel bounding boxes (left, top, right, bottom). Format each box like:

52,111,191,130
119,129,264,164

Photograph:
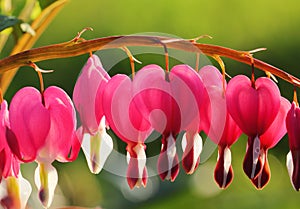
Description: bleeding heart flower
0,100,31,209
199,65,242,189
103,74,152,189
73,54,113,174
7,86,80,208
286,101,300,191
226,75,282,186
250,97,290,189
131,64,205,180
0,101,19,180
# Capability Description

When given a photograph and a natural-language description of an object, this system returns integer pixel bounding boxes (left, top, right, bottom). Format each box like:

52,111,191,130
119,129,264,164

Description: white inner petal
286,151,295,190
133,144,147,187
34,163,58,208
251,135,261,179
222,147,232,188
165,135,176,180
82,124,113,174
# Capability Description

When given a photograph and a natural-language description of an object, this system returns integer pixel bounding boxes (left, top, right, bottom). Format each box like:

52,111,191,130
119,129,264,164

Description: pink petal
38,86,77,163
103,74,152,144
226,76,281,136
199,66,241,146
286,102,300,190
219,113,242,147
0,101,19,178
286,102,300,150
198,65,224,132
73,55,110,134
260,97,290,148
9,87,51,162
132,65,181,135
170,64,206,132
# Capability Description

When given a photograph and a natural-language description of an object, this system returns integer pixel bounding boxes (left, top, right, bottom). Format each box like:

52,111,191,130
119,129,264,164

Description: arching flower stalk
73,54,113,174
199,65,242,189
6,86,81,208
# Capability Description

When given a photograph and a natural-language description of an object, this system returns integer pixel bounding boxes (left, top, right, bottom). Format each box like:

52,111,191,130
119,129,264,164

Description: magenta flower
0,101,19,180
7,86,80,208
0,100,31,209
103,74,152,189
73,54,113,174
132,64,205,180
199,66,242,188
249,97,290,189
286,101,300,191
226,75,282,187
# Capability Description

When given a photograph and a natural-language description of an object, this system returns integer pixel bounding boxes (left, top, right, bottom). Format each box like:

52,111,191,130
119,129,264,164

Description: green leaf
38,0,57,9
0,15,21,32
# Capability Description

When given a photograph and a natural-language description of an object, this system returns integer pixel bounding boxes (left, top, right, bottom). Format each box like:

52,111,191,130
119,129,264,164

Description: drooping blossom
286,101,300,191
7,86,80,208
131,64,205,180
175,65,208,175
0,101,19,180
0,100,31,209
199,65,242,188
73,54,113,174
103,74,153,189
226,75,283,188
249,97,290,189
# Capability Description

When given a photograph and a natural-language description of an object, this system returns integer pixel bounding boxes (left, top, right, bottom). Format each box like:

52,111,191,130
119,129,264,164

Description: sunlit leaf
0,15,21,32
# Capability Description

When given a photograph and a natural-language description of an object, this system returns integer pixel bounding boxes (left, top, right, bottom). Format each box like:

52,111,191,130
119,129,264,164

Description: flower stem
0,35,299,87
294,86,298,106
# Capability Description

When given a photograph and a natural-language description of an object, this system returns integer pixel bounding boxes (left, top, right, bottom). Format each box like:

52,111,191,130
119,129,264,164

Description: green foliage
0,15,20,31
38,0,57,9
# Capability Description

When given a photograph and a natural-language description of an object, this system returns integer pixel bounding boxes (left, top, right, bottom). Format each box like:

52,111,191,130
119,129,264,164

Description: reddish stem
0,35,299,87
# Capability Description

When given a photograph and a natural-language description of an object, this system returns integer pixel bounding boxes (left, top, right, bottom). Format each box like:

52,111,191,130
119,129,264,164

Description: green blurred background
2,0,300,208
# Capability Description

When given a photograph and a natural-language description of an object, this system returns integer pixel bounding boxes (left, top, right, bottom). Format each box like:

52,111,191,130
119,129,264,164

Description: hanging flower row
0,51,300,208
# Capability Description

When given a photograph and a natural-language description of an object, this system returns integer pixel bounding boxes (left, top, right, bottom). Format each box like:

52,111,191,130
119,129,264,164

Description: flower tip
243,137,263,180
34,163,58,208
286,151,300,191
181,132,202,175
38,188,48,206
158,159,179,182
126,144,147,189
82,130,113,174
251,157,271,190
157,135,179,181
214,166,233,189
127,173,147,190
214,147,233,189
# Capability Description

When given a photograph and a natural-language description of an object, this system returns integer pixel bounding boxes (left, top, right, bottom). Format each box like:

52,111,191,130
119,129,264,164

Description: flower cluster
1,53,300,208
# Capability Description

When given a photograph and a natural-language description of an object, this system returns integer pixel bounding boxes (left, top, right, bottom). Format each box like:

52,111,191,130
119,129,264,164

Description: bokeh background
2,0,300,208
